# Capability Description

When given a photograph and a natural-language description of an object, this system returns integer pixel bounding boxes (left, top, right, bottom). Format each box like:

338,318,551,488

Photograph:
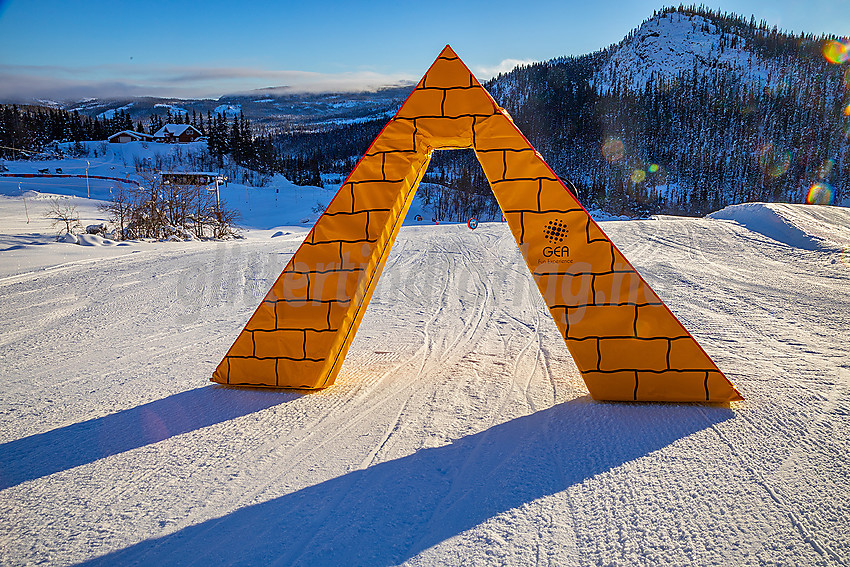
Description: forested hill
271,5,850,218
484,6,848,215
3,6,848,218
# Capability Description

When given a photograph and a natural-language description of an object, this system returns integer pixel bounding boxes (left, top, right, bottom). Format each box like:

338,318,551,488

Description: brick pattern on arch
212,45,742,403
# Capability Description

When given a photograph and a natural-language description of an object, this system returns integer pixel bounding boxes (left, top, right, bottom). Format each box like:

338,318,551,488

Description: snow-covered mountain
595,11,773,91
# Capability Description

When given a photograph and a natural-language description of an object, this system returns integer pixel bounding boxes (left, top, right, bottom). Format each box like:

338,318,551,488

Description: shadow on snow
75,397,734,567
0,385,299,490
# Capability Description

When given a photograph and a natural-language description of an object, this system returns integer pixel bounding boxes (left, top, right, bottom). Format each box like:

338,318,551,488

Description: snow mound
64,233,119,246
707,202,850,251
587,208,633,221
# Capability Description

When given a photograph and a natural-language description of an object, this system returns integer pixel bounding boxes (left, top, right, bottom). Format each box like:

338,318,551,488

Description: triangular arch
212,46,742,402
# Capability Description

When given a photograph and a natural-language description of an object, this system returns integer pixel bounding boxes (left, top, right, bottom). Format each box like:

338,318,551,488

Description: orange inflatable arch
212,46,742,403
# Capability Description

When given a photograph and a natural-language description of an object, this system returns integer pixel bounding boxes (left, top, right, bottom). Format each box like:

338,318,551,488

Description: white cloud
472,58,535,79
0,64,418,102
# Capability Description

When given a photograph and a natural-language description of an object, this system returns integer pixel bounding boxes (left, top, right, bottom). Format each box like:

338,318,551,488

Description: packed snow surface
0,186,848,565
1,145,849,565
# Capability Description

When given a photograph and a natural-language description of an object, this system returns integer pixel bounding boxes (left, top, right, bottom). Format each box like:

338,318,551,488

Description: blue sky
0,0,848,101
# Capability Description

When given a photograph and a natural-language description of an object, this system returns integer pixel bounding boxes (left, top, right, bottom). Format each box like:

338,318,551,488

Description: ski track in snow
0,213,848,566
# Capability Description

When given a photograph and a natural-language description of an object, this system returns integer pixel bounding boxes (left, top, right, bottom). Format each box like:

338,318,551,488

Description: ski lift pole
21,182,29,224
213,176,221,214
208,175,224,233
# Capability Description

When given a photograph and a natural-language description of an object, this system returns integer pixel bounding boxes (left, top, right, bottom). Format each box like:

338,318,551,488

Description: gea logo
542,219,569,258
543,245,570,257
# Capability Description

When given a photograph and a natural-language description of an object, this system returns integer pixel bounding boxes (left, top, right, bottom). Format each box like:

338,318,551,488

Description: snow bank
707,202,850,251
586,208,633,221
75,233,120,246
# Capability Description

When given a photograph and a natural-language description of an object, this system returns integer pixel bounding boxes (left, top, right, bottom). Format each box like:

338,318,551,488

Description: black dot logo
543,219,568,243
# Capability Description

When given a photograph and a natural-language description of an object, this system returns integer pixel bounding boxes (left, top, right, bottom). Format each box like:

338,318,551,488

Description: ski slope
0,196,848,566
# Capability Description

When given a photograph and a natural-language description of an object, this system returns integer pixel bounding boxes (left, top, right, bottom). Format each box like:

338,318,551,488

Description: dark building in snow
107,130,153,143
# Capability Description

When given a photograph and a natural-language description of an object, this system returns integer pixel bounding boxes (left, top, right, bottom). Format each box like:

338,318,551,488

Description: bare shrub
44,198,82,235
100,172,239,240
98,184,137,240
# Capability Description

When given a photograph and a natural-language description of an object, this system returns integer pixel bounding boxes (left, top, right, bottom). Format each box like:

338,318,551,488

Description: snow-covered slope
0,198,848,565
0,141,338,230
0,142,500,232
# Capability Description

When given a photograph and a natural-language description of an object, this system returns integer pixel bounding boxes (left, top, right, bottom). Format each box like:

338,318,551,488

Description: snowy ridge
311,110,398,127
154,103,187,115
96,103,134,120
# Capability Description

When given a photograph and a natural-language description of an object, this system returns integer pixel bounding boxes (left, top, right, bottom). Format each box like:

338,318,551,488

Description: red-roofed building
152,124,203,143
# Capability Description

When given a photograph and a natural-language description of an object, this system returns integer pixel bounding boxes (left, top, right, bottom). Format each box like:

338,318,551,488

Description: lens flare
841,246,850,266
630,169,646,183
648,163,660,173
601,137,625,163
823,40,850,64
757,144,791,178
806,182,834,205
